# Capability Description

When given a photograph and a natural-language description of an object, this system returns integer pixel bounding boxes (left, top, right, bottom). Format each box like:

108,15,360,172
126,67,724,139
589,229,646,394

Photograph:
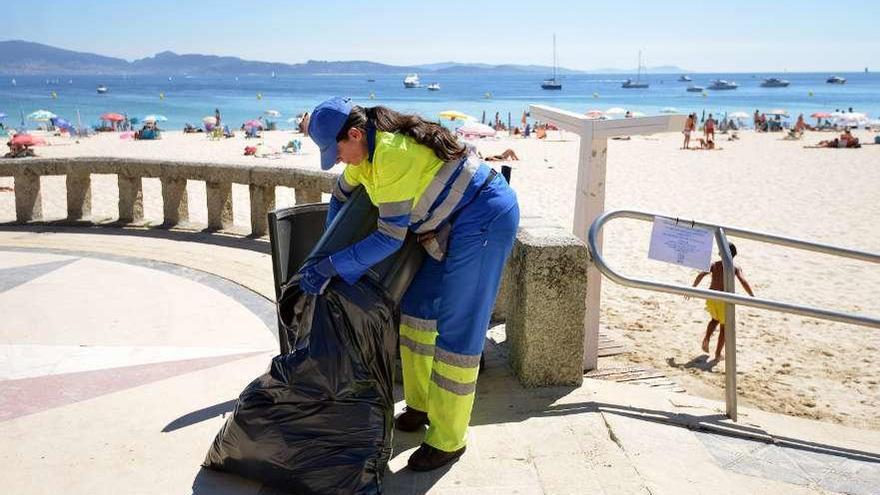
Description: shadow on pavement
163,399,237,432
0,224,270,253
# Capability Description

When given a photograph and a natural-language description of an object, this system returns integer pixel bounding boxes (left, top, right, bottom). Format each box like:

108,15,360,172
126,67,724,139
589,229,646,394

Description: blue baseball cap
308,96,353,170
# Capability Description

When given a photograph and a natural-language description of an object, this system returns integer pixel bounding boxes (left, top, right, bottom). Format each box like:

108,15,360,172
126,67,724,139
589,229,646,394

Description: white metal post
528,105,686,371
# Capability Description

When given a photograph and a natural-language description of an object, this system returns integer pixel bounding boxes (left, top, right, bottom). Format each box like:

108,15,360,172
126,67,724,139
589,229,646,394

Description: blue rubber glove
298,257,336,295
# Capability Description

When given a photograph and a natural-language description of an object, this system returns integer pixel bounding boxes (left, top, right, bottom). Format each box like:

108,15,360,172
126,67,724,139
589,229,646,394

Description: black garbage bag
203,277,398,494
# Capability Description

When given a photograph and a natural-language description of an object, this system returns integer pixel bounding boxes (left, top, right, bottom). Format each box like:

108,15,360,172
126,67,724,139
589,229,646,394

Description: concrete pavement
1,226,878,494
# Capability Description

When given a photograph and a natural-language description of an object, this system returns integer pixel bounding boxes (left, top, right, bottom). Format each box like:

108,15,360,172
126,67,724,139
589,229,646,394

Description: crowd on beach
3,102,879,160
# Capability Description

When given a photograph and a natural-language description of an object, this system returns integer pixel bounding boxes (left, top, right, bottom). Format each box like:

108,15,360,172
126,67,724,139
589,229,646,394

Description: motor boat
826,75,846,84
686,85,705,92
678,75,692,82
760,77,790,88
707,79,738,90
403,73,420,88
541,34,562,90
426,82,440,91
96,85,108,94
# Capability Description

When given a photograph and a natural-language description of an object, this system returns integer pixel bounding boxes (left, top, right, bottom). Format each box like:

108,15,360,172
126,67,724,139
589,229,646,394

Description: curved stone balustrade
0,157,335,235
0,157,589,386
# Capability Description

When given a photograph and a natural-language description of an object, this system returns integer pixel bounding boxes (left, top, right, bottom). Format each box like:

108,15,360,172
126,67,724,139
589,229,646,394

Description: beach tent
456,122,496,138
835,112,868,127
27,110,57,122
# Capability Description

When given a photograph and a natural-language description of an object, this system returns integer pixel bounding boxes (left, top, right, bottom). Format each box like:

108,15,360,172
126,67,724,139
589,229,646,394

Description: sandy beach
2,126,879,429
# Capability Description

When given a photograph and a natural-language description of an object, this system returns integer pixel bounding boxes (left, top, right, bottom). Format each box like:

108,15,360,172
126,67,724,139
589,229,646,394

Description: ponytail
337,106,467,162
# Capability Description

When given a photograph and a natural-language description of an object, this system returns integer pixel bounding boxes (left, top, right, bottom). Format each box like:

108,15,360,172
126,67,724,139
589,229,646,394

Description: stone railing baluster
14,170,42,222
206,181,234,230
66,170,92,221
117,175,144,223
249,184,275,236
160,177,188,226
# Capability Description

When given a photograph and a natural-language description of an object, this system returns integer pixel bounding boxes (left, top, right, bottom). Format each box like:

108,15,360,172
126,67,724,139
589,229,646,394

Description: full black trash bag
203,277,398,494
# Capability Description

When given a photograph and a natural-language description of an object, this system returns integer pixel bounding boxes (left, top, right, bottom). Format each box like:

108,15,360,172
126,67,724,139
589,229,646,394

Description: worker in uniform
300,97,519,471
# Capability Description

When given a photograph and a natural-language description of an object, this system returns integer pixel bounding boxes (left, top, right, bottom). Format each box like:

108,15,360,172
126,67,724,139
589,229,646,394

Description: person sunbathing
695,137,721,150
480,149,520,162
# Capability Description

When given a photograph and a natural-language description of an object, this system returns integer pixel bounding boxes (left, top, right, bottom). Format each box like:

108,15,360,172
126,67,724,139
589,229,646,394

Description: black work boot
407,443,466,471
394,407,429,432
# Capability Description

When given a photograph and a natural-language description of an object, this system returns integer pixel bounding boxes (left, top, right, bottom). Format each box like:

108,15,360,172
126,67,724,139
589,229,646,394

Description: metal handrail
588,210,880,329
587,209,880,420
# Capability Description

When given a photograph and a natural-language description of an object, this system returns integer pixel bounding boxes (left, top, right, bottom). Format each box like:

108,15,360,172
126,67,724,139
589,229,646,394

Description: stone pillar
249,184,275,236
160,177,188,226
206,181,234,230
295,187,322,205
505,224,589,387
117,175,144,223
14,171,42,222
66,171,92,220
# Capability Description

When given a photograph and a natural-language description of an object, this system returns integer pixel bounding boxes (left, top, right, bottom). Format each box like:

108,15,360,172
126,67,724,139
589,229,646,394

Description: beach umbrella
605,107,627,116
438,110,474,121
244,119,264,129
100,112,125,122
202,116,217,125
584,109,605,119
728,111,750,119
629,111,646,118
11,134,46,146
766,109,789,117
142,114,167,123
811,112,831,119
456,122,496,138
0,112,6,120
264,110,281,118
27,110,57,122
660,107,679,114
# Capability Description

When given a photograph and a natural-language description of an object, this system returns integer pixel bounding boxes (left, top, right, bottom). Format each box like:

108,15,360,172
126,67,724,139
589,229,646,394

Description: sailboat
622,51,649,88
541,34,562,90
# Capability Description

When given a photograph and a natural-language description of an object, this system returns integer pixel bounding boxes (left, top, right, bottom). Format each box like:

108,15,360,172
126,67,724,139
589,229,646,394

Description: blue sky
6,0,879,72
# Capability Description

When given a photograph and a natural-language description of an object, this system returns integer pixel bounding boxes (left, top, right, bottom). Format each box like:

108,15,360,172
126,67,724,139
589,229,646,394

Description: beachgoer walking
689,244,755,360
303,97,519,471
215,108,221,128
683,113,695,149
705,114,716,141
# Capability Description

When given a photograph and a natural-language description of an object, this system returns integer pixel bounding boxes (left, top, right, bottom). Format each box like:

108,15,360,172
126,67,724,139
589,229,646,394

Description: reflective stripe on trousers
399,173,519,452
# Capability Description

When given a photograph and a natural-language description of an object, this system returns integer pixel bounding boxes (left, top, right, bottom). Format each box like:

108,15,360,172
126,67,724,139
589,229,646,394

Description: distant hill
0,40,686,75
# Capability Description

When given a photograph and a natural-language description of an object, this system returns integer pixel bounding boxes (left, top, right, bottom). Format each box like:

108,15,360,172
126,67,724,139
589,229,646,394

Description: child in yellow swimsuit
690,243,755,360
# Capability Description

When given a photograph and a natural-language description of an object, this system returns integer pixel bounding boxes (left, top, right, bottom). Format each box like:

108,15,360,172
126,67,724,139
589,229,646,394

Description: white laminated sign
648,216,713,271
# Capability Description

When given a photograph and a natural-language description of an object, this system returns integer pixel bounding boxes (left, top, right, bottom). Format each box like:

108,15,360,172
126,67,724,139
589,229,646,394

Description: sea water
1,72,877,130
